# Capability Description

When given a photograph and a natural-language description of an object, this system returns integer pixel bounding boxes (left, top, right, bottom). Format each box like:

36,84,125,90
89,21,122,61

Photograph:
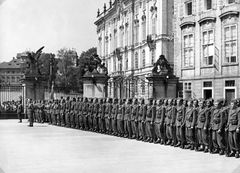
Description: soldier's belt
230,120,238,125
200,117,206,122
213,119,220,124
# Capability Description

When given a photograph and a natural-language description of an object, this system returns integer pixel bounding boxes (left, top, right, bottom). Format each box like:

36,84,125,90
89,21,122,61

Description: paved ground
0,120,239,173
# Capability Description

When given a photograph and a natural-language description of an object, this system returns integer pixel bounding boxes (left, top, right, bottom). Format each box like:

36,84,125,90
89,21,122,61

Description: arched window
152,15,157,35
125,53,128,70
142,18,146,40
135,52,139,69
151,49,155,65
142,49,146,67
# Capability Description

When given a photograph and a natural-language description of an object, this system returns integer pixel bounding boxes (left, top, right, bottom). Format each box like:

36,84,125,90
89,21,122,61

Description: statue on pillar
152,55,172,76
24,46,45,76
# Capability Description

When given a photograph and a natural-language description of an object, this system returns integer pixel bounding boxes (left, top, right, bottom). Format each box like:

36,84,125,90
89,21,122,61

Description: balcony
219,3,240,19
111,71,124,77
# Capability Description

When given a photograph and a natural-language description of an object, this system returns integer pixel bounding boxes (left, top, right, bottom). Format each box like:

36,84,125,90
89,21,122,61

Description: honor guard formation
26,97,240,158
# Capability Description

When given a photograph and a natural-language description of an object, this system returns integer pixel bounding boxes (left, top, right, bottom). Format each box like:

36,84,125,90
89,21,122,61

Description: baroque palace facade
95,0,174,99
174,0,240,102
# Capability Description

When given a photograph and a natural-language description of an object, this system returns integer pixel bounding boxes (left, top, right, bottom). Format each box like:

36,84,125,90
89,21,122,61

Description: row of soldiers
27,97,240,158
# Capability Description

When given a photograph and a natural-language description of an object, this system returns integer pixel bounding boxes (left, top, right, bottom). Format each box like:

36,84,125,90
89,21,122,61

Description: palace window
142,19,146,40
141,79,145,96
114,32,117,49
125,53,128,70
227,0,235,4
142,49,146,68
151,49,156,65
205,0,212,10
152,16,157,35
142,0,146,10
224,25,237,63
113,57,116,72
225,80,235,87
183,34,194,67
203,30,214,66
185,1,192,16
105,39,109,55
125,26,128,46
134,23,139,44
184,82,192,99
135,52,139,69
120,29,124,47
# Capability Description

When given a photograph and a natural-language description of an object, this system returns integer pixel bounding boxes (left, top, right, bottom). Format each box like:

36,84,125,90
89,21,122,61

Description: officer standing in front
27,99,34,127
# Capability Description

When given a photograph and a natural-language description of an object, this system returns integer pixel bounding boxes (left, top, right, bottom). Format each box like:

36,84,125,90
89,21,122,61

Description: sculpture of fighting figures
152,55,173,76
84,54,108,75
24,46,45,76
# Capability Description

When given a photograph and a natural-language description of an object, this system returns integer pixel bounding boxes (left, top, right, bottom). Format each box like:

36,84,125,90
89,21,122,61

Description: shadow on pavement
0,167,5,173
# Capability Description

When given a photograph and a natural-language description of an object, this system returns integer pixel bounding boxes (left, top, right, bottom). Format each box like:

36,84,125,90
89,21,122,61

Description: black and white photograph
0,0,240,172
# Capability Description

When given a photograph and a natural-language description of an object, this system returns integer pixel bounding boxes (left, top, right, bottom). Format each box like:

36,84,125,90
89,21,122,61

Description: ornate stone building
174,0,240,102
95,0,174,99
0,57,24,85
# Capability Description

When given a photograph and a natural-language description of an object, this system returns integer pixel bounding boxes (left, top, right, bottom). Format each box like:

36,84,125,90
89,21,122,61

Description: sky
0,0,107,62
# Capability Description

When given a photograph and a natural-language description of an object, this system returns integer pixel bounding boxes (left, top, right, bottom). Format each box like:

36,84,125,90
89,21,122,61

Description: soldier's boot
204,146,209,153
212,148,219,154
166,140,171,145
235,151,239,158
190,144,195,150
229,150,235,157
198,145,204,151
175,142,181,147
155,138,161,143
219,149,225,155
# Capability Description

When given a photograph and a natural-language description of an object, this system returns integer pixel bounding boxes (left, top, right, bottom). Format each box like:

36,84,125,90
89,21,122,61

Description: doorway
225,89,235,104
203,89,212,100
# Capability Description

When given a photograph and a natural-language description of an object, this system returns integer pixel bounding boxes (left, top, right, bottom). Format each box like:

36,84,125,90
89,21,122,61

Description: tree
55,48,79,93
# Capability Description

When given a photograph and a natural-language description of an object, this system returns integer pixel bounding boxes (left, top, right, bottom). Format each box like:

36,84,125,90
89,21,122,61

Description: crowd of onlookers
0,100,20,113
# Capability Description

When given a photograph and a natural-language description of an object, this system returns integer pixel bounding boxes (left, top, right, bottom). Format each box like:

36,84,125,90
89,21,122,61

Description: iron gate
0,84,25,119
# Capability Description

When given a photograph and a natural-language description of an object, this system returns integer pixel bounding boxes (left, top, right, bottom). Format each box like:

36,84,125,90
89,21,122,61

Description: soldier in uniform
124,99,132,138
27,99,34,127
210,99,225,155
74,97,80,129
138,98,147,141
54,100,60,125
93,98,99,132
60,99,66,126
39,100,45,123
65,97,71,127
154,99,164,143
192,99,199,151
104,98,112,134
82,98,89,130
175,98,185,148
17,101,23,123
49,100,54,124
196,98,207,151
226,99,240,158
98,98,106,133
145,98,156,143
165,98,177,146
117,99,125,137
111,98,118,135
44,100,50,123
184,99,196,150
78,98,84,129
33,100,38,123
131,98,139,139
69,98,76,128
